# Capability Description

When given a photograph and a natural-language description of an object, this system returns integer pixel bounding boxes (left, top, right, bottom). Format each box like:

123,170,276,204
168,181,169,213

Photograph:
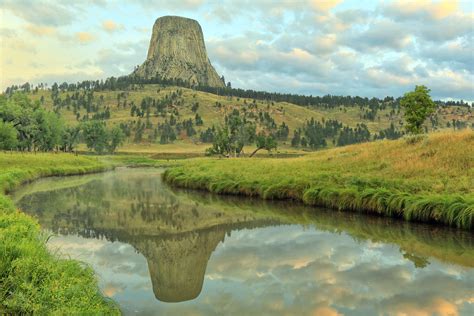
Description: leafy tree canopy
400,85,435,134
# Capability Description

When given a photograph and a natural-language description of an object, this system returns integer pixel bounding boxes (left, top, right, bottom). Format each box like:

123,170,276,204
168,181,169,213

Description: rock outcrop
133,16,225,88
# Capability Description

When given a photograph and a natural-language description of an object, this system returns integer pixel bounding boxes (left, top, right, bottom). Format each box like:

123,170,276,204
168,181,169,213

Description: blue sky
1,0,473,100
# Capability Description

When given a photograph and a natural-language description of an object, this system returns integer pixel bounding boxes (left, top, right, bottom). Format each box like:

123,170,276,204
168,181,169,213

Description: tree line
5,75,471,113
0,93,124,154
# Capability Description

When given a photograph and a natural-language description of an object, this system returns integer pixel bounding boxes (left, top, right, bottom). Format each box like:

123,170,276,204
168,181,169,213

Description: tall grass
0,152,119,314
163,130,474,229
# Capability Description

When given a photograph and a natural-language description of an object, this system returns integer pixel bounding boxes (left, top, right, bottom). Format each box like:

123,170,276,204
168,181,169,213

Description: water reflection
14,168,474,315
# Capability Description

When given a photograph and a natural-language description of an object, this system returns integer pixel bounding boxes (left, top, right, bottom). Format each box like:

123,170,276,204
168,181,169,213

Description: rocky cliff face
133,16,225,88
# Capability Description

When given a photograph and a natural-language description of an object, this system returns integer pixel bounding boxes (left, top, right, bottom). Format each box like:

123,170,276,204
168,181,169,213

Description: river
13,168,474,315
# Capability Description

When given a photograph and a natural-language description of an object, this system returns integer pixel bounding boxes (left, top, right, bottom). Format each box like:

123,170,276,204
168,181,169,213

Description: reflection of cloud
311,306,343,316
17,171,474,314
103,281,125,298
382,296,462,316
28,207,474,314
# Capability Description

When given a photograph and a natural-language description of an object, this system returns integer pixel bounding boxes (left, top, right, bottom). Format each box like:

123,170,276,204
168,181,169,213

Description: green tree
61,126,81,152
108,126,125,153
249,133,277,157
0,121,18,150
0,93,64,151
81,120,108,154
400,85,436,134
206,127,232,157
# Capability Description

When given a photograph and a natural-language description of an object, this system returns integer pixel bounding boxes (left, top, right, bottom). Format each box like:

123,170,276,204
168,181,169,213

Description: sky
1,0,473,100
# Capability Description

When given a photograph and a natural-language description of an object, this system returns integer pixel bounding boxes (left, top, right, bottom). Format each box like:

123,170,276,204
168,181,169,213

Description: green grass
163,130,474,229
0,152,120,314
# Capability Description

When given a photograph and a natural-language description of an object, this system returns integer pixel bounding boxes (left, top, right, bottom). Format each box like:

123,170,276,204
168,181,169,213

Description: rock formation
133,16,225,88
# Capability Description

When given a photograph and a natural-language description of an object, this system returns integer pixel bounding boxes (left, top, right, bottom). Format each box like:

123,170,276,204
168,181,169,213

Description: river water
13,168,474,315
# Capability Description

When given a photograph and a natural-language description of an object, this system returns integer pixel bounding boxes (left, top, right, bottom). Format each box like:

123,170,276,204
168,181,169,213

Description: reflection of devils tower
133,228,225,302
15,169,284,302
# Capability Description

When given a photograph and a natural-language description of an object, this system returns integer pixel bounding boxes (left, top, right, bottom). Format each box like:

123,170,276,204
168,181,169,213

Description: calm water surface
13,168,474,315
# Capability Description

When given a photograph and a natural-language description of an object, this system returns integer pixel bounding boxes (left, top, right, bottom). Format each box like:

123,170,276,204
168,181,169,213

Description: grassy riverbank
0,153,119,314
164,130,474,229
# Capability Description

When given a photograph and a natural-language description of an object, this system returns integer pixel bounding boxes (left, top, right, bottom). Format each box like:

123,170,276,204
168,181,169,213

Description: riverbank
163,130,474,229
0,153,120,314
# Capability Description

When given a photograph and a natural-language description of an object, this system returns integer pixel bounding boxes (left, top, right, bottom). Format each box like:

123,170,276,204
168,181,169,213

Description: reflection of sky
48,225,474,316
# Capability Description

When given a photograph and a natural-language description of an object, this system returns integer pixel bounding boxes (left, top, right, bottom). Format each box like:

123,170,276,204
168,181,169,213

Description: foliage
81,120,124,154
0,121,18,150
249,133,277,157
400,86,436,134
108,126,126,153
81,120,109,154
0,93,64,151
0,93,127,154
206,110,256,157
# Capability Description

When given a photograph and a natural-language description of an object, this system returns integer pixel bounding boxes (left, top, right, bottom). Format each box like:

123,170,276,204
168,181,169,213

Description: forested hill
2,81,473,154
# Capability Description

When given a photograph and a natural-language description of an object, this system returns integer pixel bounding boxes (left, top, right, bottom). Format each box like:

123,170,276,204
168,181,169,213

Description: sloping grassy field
0,153,119,314
27,85,473,153
163,130,474,229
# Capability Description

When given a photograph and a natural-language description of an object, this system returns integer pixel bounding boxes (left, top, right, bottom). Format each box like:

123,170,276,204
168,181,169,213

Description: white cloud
1,0,473,99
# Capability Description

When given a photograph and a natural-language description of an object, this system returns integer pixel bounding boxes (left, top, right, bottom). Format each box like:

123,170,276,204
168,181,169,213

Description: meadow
163,130,474,229
0,153,119,314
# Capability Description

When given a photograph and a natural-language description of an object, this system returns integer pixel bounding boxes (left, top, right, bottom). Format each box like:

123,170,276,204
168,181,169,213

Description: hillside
21,84,474,154
163,130,474,229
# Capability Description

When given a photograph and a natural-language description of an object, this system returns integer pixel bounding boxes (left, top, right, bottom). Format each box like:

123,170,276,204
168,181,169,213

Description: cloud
135,0,205,10
0,27,17,38
343,19,413,52
75,32,95,44
310,0,343,12
24,24,57,36
1,0,473,100
1,0,77,26
383,0,459,21
102,20,124,33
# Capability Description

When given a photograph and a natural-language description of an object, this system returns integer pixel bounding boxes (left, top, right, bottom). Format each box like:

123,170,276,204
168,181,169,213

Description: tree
81,120,108,154
249,133,277,157
400,85,435,134
206,110,256,157
0,121,18,150
61,126,81,152
108,126,125,153
206,126,232,156
0,93,65,151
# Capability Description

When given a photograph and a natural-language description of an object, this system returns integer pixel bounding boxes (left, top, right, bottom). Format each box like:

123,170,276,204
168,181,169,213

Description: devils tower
133,16,225,88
